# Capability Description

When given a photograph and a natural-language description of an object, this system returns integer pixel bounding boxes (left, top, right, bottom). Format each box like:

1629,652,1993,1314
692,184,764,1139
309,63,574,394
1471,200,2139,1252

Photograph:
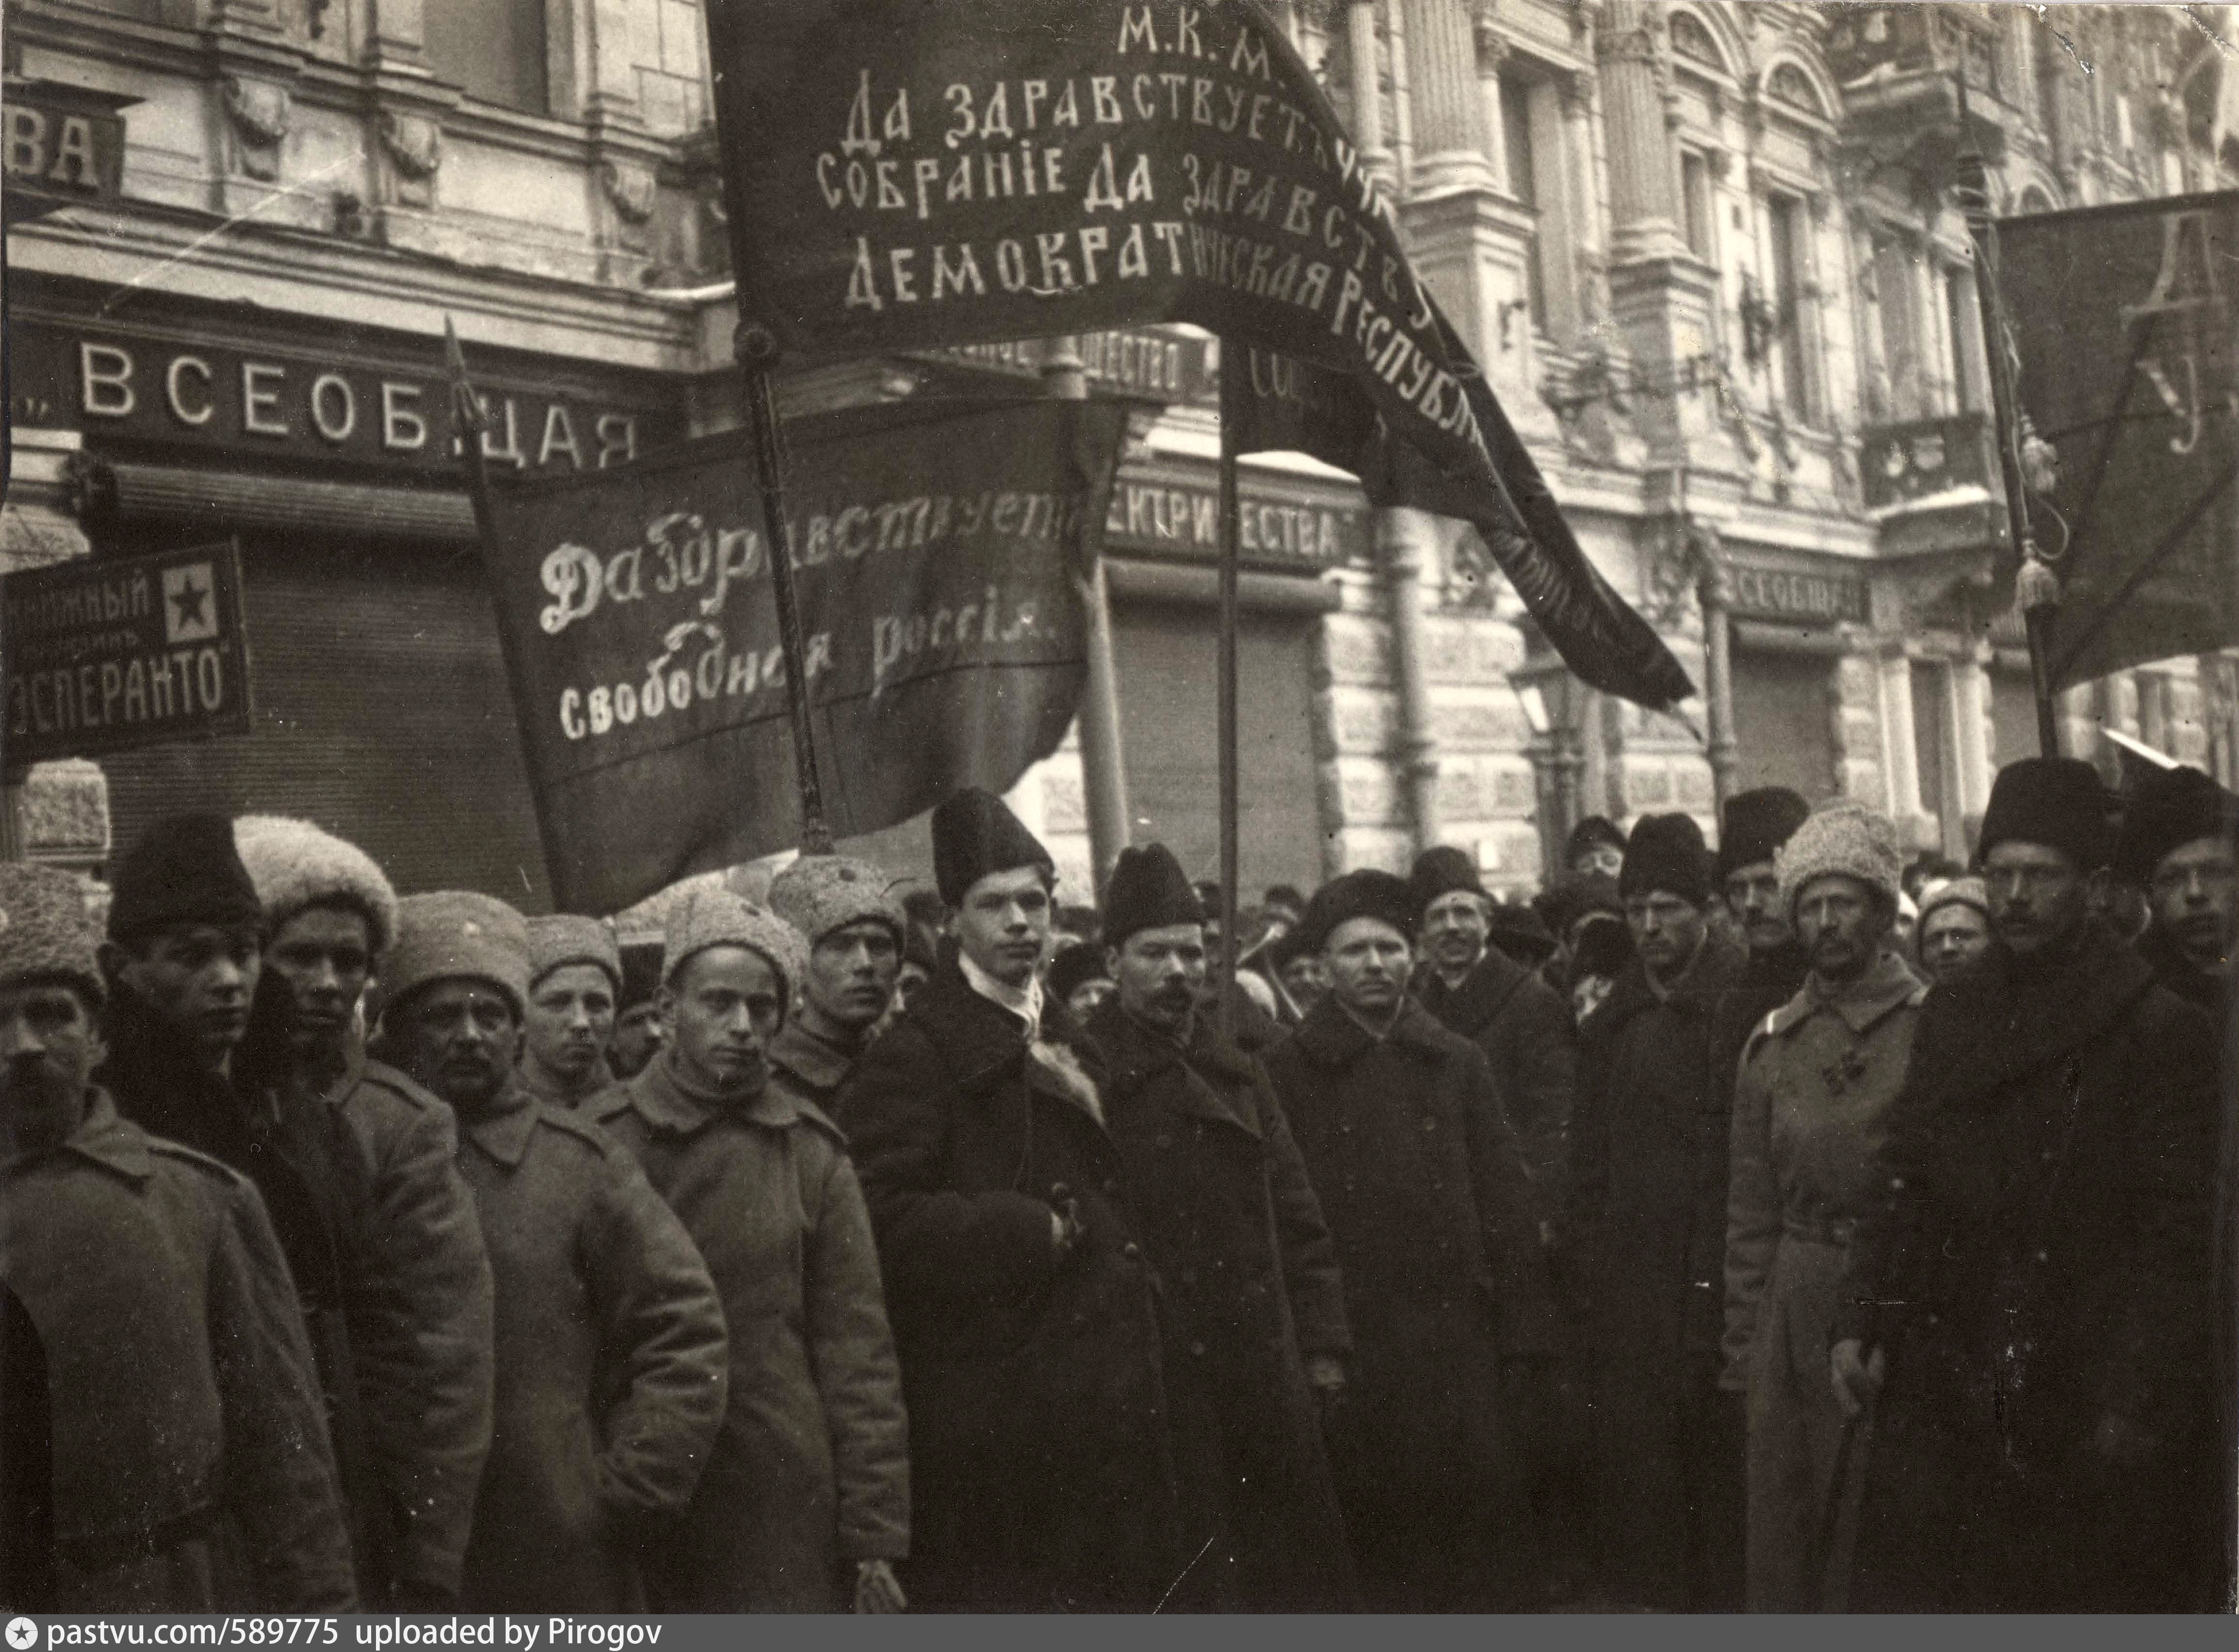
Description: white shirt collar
958,948,1044,1038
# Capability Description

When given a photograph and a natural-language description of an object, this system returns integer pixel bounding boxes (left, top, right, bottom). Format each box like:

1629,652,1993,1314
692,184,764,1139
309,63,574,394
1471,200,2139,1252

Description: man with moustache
228,817,495,1609
516,916,621,1108
1082,844,1355,1610
1831,758,2220,1610
374,893,726,1612
766,856,907,1113
0,861,356,1610
1721,803,1923,1610
1567,811,1749,1610
1261,871,1556,1610
838,788,1181,1611
598,891,909,1612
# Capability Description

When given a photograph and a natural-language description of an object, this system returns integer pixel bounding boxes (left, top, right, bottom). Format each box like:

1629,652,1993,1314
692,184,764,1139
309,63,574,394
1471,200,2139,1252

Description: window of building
423,0,549,114
1500,69,1547,326
1944,267,1984,414
1766,192,1816,422
1681,150,1714,259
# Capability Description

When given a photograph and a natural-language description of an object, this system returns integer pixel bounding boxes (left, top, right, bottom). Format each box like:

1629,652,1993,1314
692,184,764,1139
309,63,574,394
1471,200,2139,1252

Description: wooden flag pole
737,326,836,856
1216,343,1244,1038
1954,72,2061,758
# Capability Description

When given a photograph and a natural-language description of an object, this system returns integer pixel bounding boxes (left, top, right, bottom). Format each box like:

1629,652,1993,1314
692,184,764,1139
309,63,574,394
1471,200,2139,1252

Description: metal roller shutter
101,532,555,908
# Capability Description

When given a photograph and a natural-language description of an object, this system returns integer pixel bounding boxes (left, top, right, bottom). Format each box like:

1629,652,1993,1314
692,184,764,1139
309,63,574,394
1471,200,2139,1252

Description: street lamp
1510,653,1586,881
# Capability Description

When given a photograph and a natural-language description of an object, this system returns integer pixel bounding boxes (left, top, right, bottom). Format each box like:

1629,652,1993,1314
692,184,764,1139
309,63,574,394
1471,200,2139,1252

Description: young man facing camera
516,916,620,1108
598,891,909,1614
1260,870,1556,1611
766,856,907,1112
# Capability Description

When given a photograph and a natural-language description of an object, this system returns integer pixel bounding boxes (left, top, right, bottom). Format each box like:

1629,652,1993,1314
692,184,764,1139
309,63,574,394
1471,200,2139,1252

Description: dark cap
1620,812,1711,906
2114,764,2239,886
1293,869,1416,954
1978,757,2114,873
1408,844,1485,917
1714,787,1811,885
1103,843,1203,951
106,811,264,944
931,787,1053,907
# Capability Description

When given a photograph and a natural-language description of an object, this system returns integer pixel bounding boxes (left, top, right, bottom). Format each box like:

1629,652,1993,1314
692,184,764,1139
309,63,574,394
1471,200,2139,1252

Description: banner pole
1216,343,1243,1039
1954,72,2061,758
737,329,836,856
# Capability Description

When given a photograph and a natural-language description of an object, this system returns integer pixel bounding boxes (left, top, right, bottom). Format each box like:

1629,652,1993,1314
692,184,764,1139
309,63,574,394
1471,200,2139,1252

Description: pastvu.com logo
7,1616,39,1650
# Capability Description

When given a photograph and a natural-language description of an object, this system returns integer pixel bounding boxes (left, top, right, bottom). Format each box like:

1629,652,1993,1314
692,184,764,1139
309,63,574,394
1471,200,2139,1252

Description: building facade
5,0,2236,903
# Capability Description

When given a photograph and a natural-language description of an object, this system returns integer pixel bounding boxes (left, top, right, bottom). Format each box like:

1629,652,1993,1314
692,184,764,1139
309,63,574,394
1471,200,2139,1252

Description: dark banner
709,0,1693,709
1998,191,2239,689
1227,341,1696,706
481,398,1127,914
4,539,253,768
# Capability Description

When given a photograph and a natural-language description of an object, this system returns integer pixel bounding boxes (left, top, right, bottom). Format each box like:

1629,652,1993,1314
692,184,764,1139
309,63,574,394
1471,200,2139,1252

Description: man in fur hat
373,893,725,1613
606,938,666,1081
98,814,447,1606
1831,757,2221,1609
1409,845,1575,1232
598,890,908,1613
1082,843,1356,1610
2116,764,2238,1013
517,916,621,1108
1261,870,1557,1609
1566,811,1749,1610
228,816,496,1609
837,787,1183,1610
766,856,907,1114
0,861,356,1609
1720,802,1925,1609
1565,816,1628,881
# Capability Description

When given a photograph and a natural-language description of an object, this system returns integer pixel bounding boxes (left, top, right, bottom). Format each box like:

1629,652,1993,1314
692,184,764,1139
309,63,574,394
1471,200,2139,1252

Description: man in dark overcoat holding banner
1832,758,2221,1611
1083,844,1357,1611
1260,870,1557,1611
837,789,1182,1611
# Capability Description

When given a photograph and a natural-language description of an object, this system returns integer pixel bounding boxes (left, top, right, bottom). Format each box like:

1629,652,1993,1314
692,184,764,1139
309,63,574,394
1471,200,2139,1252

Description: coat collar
1764,949,1927,1039
1086,997,1262,1135
898,956,1104,1088
1416,944,1532,1039
35,1088,156,1183
1911,921,2161,1108
609,1050,823,1140
458,1081,541,1169
767,1019,859,1096
1292,993,1455,1069
1589,930,1745,1037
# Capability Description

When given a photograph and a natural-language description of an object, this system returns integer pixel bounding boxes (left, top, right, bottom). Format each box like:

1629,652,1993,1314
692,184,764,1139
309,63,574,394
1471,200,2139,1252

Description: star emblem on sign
161,563,221,646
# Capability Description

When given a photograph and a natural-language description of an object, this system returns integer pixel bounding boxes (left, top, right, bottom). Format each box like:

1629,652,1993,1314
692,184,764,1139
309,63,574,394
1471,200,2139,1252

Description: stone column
1345,1,1396,190
1952,642,1996,820
1877,648,1926,837
1401,0,1493,193
1597,0,1684,264
1475,22,1512,194
1383,510,1443,854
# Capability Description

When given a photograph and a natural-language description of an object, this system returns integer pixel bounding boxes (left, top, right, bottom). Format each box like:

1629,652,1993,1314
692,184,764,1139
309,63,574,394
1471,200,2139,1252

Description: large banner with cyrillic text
480,399,1127,914
706,0,1693,709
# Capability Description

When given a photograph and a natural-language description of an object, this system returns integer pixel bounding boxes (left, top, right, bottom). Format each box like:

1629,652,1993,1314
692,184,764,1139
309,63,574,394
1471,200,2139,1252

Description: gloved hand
1830,1338,1885,1420
854,1558,906,1613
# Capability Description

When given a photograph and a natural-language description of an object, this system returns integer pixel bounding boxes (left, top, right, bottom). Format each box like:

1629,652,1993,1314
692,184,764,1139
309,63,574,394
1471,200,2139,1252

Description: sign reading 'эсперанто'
3,541,254,770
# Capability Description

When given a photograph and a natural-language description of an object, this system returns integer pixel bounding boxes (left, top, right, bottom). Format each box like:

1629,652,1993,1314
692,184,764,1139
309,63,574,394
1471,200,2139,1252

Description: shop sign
1103,474,1365,570
7,316,685,479
4,541,254,768
1727,557,1871,627
2,82,132,218
920,327,1212,402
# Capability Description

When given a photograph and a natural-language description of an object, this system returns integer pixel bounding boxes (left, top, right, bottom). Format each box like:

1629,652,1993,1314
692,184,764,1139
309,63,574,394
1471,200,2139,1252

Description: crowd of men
0,754,2232,1613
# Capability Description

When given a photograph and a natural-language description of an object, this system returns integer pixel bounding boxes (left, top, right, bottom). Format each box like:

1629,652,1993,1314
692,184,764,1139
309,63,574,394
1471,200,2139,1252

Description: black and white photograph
0,0,2235,1618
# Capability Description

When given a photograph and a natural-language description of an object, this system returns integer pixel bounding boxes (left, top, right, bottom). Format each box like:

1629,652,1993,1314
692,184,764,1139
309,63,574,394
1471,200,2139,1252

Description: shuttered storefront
1730,645,1839,803
101,531,554,906
1109,596,1325,895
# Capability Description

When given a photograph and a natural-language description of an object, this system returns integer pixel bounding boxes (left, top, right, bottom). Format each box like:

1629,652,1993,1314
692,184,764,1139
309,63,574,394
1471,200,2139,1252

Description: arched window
1766,62,1826,118
1669,12,1725,74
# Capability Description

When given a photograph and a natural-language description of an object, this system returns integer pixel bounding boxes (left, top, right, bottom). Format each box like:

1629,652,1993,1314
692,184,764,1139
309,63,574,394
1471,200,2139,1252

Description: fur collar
1416,944,1533,1040
1086,997,1263,1137
1291,993,1463,1070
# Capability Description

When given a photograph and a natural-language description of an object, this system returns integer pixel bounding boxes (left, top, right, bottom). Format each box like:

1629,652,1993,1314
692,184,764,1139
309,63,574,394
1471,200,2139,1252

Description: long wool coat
0,1091,356,1610
836,960,1182,1611
597,1057,909,1611
1085,998,1357,1611
1415,945,1578,1226
451,1086,728,1612
1261,998,1557,1609
1566,931,1749,1607
104,1002,496,1604
1835,926,2222,1611
1723,951,1925,1611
